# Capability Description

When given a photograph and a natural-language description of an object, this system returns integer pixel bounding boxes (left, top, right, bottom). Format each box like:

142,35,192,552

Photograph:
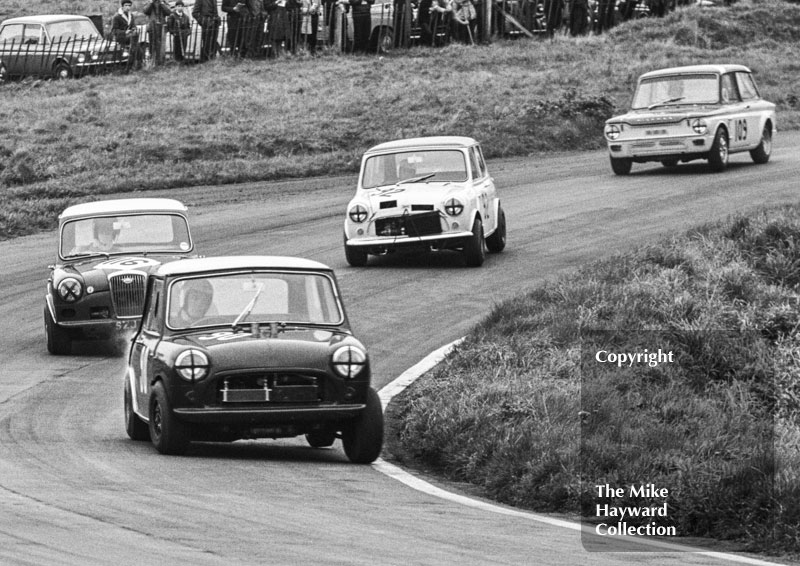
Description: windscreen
361,149,468,189
631,74,719,109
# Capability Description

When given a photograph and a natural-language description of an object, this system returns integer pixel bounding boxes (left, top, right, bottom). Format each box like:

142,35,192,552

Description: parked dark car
124,255,384,463
45,198,194,355
0,14,128,81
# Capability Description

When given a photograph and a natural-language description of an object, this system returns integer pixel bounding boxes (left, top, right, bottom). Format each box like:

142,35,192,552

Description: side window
469,148,480,180
0,24,25,44
475,146,488,178
22,25,43,45
736,72,759,101
142,278,164,333
720,74,740,104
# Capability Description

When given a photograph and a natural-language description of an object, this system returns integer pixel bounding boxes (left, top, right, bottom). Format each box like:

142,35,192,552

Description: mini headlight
691,118,708,135
444,198,464,216
77,53,86,63
331,345,367,379
57,277,83,302
605,124,621,141
175,349,210,381
348,204,368,223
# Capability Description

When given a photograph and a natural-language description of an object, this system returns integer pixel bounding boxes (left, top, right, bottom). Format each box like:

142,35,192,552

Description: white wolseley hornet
603,64,776,175
343,136,507,267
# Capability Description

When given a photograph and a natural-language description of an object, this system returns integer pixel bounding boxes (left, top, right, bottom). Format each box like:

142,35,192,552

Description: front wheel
750,124,772,164
53,61,73,80
0,62,8,83
149,381,190,455
342,387,383,464
44,306,72,355
463,217,486,267
610,156,632,175
125,378,150,441
344,234,369,267
708,128,729,172
485,206,506,253
371,27,394,54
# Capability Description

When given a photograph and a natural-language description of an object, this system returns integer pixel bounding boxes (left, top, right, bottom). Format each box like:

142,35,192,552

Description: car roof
59,198,188,221
640,64,751,80
157,256,333,277
366,136,478,154
1,15,93,26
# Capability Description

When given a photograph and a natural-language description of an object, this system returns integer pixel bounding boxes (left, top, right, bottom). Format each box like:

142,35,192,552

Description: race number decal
734,119,748,142
96,257,160,270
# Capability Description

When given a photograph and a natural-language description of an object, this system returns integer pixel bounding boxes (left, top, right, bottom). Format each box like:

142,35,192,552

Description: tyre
0,62,7,83
149,381,190,455
342,387,383,464
344,234,368,267
750,124,772,164
485,206,506,253
463,217,485,267
708,128,729,172
661,159,678,168
53,61,73,80
370,27,393,54
306,429,337,448
125,378,150,441
610,156,632,175
44,306,72,355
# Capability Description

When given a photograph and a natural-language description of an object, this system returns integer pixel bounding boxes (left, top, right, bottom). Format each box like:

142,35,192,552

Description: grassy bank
2,0,800,239
387,203,800,555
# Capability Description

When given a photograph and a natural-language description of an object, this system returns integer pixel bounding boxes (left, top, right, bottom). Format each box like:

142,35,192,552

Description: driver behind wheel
171,279,214,327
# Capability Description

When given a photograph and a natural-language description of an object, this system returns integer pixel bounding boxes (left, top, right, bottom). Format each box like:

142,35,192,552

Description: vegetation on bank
1,0,800,239
387,203,800,555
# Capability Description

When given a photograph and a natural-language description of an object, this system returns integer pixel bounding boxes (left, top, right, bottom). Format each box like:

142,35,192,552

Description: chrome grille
109,272,146,318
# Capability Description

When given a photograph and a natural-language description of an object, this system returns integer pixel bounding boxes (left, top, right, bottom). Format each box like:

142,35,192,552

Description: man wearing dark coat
192,0,221,61
345,0,375,53
143,0,173,65
111,0,142,69
222,0,247,56
569,0,589,35
167,0,192,62
543,0,563,37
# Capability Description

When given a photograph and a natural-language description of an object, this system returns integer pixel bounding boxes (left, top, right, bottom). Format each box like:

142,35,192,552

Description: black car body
45,198,194,355
124,255,384,463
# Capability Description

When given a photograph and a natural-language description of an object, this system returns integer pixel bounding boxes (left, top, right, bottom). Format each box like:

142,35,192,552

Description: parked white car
343,136,506,267
603,64,776,174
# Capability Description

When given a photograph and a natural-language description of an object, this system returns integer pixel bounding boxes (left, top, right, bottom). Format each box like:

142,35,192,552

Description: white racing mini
603,64,776,175
343,136,507,267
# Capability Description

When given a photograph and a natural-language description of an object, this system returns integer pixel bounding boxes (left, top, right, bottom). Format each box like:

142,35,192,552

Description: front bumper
346,230,473,249
173,404,366,424
607,133,713,162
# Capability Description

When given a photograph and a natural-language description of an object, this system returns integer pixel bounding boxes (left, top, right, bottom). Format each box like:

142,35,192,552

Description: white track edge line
374,338,787,566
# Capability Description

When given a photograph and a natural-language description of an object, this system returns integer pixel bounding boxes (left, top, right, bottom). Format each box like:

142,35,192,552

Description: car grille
375,211,442,237
218,372,321,403
108,272,146,318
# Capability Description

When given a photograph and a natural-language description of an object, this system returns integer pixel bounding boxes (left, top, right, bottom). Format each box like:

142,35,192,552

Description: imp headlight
691,118,708,135
57,277,83,302
175,349,210,381
604,124,621,141
444,197,464,216
348,204,368,223
331,345,367,379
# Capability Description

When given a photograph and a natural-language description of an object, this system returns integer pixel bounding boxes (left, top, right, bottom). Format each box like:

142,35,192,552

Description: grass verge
387,203,800,555
2,0,800,239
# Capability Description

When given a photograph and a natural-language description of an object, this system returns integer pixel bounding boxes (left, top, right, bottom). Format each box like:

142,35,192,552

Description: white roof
158,256,333,277
366,136,478,154
2,15,93,25
59,198,188,221
640,64,751,80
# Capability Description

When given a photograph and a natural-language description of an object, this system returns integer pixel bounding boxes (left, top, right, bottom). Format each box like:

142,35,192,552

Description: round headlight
175,349,210,381
57,277,83,302
331,345,367,379
605,124,621,141
91,52,99,61
691,118,708,135
444,198,464,217
77,53,86,63
348,204,368,224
